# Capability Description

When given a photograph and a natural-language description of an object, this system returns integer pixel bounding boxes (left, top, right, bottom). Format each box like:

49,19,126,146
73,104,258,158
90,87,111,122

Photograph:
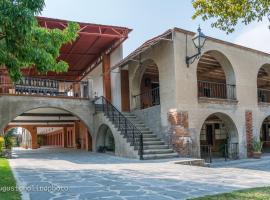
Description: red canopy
23,17,131,80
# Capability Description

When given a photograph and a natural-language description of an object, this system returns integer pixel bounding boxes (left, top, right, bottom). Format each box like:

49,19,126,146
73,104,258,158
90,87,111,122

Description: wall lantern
186,26,207,66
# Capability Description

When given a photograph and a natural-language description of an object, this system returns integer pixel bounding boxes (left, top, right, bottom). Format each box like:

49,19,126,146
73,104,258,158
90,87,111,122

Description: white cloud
234,20,270,54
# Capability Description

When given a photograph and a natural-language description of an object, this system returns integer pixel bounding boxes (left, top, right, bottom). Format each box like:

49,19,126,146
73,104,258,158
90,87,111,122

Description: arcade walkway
9,147,270,200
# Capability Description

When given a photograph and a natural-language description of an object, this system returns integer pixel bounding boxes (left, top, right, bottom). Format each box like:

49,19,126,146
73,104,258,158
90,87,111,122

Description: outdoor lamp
186,26,207,66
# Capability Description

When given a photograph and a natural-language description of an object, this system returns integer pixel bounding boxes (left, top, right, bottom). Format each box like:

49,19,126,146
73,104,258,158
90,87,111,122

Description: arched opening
200,113,239,161
260,116,270,153
3,107,92,152
257,64,270,103
3,127,29,149
197,51,236,100
133,59,160,109
96,124,115,154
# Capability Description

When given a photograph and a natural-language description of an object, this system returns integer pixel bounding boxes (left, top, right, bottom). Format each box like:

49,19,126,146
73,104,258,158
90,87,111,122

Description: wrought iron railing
224,143,239,161
258,88,270,103
94,96,144,160
198,81,236,100
200,145,212,163
133,87,160,110
201,143,238,163
0,76,89,98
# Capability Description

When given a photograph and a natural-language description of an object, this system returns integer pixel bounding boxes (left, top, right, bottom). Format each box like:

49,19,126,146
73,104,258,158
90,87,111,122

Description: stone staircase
122,112,178,160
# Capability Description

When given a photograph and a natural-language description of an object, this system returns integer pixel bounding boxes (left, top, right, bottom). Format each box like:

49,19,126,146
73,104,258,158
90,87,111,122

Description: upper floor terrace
0,17,131,100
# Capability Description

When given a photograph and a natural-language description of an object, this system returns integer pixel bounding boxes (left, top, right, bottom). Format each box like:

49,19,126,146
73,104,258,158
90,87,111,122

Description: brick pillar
31,127,38,149
245,110,253,158
102,53,112,101
168,110,191,156
62,127,67,148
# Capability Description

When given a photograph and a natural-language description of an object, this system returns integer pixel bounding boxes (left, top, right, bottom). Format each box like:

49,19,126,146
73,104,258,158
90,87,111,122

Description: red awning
22,17,131,80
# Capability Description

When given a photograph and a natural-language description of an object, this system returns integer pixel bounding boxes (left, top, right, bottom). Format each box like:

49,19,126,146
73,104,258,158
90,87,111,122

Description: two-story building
1,17,270,161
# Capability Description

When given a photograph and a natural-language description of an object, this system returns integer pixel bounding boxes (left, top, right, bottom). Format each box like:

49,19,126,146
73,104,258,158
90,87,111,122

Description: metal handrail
133,87,160,98
133,87,160,110
94,96,144,160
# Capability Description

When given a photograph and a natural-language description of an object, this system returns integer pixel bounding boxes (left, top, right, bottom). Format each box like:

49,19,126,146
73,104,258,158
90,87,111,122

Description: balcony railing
198,81,236,100
258,88,270,103
0,76,89,98
133,87,160,110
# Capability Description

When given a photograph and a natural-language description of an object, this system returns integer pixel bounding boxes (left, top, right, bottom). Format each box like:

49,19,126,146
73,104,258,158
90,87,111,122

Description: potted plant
252,139,263,159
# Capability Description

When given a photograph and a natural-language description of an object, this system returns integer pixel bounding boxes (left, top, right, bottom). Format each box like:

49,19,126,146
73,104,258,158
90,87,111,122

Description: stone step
135,144,170,150
143,153,179,160
143,149,174,154
143,137,160,142
143,141,165,145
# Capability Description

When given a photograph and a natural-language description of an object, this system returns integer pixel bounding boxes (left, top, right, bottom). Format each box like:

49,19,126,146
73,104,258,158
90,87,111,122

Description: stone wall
133,105,164,140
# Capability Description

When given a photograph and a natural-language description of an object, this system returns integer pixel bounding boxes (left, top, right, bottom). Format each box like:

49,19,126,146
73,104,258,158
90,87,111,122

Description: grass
191,187,270,200
0,157,21,200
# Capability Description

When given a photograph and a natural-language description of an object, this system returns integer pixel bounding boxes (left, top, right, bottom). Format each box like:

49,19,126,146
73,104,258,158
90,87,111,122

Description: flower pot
253,152,262,159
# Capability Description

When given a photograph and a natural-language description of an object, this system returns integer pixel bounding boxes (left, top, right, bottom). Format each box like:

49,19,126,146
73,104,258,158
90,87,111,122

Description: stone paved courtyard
8,147,270,200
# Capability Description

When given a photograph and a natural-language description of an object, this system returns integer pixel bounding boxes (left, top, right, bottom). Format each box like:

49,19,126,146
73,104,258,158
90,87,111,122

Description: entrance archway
197,51,236,100
3,107,93,151
96,124,115,153
133,59,160,109
199,113,239,160
260,116,270,153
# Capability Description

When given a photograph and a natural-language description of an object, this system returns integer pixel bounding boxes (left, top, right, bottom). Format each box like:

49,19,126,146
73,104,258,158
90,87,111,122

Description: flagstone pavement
8,147,270,200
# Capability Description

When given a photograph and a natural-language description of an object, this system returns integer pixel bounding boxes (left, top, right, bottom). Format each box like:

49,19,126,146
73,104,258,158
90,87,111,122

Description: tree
0,0,79,81
192,0,270,33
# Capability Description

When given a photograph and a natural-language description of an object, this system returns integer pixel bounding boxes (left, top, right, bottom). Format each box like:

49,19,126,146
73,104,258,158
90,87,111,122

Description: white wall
83,63,103,98
110,45,123,110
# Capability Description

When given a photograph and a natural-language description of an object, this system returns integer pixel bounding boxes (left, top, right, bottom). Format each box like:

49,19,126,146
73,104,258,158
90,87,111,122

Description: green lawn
191,187,270,200
0,157,21,200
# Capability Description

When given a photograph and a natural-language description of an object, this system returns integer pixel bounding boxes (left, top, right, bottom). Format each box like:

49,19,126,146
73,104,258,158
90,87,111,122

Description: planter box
253,152,262,159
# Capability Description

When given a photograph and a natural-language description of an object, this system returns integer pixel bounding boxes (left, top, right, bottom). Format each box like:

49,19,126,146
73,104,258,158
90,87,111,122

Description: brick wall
168,110,191,156
245,110,253,158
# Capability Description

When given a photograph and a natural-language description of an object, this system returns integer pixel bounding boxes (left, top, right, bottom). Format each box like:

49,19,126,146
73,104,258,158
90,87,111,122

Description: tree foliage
192,0,270,33
0,0,79,81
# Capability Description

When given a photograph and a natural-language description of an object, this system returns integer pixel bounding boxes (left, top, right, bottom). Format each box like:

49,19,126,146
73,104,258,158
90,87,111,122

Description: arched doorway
260,116,270,153
96,124,115,154
200,113,239,161
197,51,236,100
4,107,92,151
257,64,270,103
133,59,160,109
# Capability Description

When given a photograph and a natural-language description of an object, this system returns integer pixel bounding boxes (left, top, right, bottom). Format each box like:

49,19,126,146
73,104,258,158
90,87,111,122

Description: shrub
0,137,4,153
4,131,14,150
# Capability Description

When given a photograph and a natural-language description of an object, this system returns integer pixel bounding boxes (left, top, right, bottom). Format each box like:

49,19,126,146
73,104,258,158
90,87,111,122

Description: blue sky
41,0,270,56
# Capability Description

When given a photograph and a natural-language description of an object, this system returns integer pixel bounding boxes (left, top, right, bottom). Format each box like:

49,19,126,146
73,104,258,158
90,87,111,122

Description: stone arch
0,96,94,137
96,124,115,153
198,112,239,159
257,63,270,103
131,58,160,109
196,50,236,99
